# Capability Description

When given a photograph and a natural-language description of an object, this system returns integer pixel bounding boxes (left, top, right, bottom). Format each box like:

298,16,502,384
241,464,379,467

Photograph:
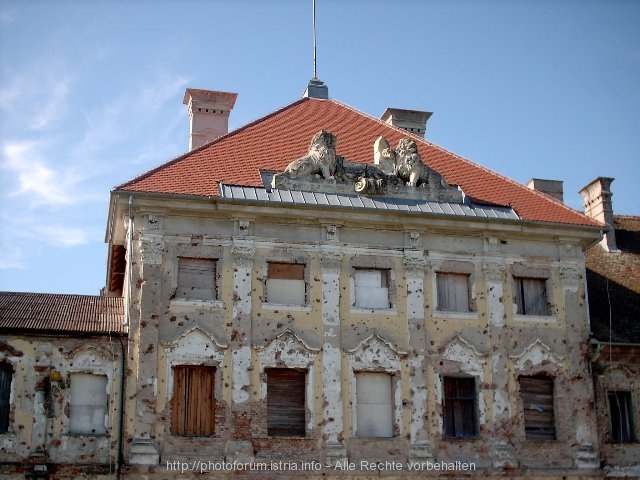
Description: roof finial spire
313,0,318,79
303,0,329,99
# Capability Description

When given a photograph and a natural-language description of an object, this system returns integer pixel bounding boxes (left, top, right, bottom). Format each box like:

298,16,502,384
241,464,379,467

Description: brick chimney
183,88,238,150
579,177,617,252
526,178,564,202
380,108,432,138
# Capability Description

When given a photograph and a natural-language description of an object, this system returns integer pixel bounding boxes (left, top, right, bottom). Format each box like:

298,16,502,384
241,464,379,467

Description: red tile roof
116,97,600,227
0,291,126,334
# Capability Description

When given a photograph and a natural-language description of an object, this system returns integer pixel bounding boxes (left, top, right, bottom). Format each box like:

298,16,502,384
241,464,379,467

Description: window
443,377,477,438
436,273,471,312
608,391,636,442
69,373,108,435
514,277,548,316
176,257,217,301
171,365,215,436
0,363,12,433
352,268,390,309
356,372,393,438
266,368,306,437
266,262,305,305
520,375,555,440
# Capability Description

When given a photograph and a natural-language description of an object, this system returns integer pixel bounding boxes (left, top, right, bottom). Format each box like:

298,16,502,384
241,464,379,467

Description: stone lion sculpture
394,138,431,187
281,130,338,180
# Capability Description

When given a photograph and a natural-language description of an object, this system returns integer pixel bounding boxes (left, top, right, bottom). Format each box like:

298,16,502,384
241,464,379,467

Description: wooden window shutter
171,366,215,436
443,377,477,438
176,258,216,301
520,376,555,440
266,368,306,437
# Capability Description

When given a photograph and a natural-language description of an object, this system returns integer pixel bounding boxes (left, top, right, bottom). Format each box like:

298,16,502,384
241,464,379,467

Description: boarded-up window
437,273,470,312
69,373,108,435
171,366,215,436
352,269,390,309
608,391,636,442
514,277,548,315
520,376,555,440
266,262,305,305
443,377,477,438
267,368,306,437
356,372,393,438
176,258,217,301
0,364,12,433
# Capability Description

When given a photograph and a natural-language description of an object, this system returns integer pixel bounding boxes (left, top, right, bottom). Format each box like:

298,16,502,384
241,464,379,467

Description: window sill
262,303,312,312
350,307,397,315
170,298,224,309
67,432,108,437
433,311,478,320
442,436,480,441
513,314,556,324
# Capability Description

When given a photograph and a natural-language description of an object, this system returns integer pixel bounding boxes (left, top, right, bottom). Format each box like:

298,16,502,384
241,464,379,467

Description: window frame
519,375,556,441
264,261,307,306
354,371,394,438
171,365,216,437
436,272,472,313
513,276,549,316
351,267,392,310
266,368,307,437
607,390,636,443
0,363,13,434
175,257,218,302
442,376,478,439
68,372,109,436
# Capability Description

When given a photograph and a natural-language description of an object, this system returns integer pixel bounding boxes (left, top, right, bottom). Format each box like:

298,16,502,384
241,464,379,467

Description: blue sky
1,0,639,295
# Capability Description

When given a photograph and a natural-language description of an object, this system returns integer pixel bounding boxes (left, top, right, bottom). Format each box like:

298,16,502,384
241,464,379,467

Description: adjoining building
581,178,640,478
4,79,637,479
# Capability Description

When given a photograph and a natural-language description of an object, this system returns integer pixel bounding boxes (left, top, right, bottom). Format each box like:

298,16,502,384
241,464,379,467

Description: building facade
4,83,636,479
104,84,605,478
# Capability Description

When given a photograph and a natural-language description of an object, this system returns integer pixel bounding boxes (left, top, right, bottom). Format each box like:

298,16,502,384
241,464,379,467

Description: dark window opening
608,391,636,443
443,376,477,438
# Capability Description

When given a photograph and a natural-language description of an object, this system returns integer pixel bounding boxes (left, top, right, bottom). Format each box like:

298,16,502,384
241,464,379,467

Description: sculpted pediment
271,130,464,203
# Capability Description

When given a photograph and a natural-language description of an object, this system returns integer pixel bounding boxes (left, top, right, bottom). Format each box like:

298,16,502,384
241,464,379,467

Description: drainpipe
116,337,126,480
117,195,133,478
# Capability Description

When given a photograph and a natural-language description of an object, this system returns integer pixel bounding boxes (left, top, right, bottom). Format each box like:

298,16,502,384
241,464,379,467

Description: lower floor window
69,373,108,435
171,365,215,436
608,390,636,442
520,375,556,440
356,372,393,438
267,368,306,437
443,376,477,438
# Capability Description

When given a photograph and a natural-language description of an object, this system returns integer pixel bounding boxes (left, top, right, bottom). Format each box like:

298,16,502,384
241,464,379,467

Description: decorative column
319,247,347,464
226,242,256,463
404,251,433,461
129,233,164,465
482,262,517,467
561,264,599,468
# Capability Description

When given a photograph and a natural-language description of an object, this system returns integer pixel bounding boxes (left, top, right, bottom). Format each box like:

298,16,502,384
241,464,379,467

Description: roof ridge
0,291,111,299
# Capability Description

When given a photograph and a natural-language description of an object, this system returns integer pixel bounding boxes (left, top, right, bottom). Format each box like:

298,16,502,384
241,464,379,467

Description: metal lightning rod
313,0,318,79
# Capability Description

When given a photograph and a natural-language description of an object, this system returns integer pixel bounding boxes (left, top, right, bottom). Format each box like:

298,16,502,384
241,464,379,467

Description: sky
0,0,639,295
